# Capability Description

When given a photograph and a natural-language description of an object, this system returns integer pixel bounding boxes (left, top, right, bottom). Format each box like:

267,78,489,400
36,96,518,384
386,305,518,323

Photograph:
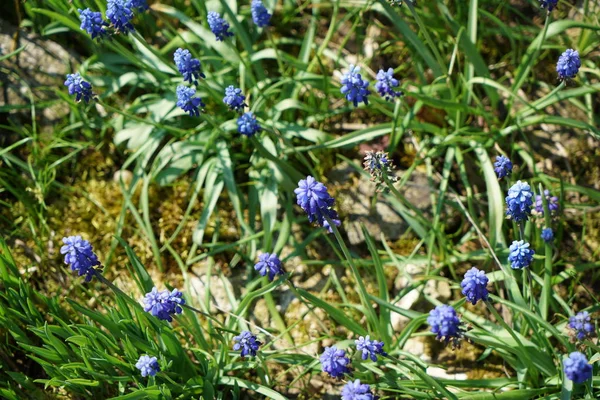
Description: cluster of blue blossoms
59,0,594,394
340,65,403,107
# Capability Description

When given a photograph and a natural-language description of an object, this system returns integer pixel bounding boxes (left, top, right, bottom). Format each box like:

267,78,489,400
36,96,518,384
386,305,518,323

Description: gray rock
329,161,432,245
0,19,76,125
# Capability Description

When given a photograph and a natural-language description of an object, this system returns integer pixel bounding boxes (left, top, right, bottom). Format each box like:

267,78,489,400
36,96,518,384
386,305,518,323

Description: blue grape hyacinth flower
355,335,385,361
254,253,284,281
233,331,261,357
563,352,593,384
294,176,341,232
541,227,554,243
64,73,94,104
174,48,205,83
207,11,234,41
534,190,559,215
557,49,581,80
251,0,272,27
320,346,350,378
176,85,204,117
568,311,594,341
237,112,261,136
223,86,247,112
539,0,558,11
508,240,534,269
136,355,160,377
143,287,185,322
340,65,370,107
461,267,489,305
61,236,102,282
375,68,403,101
427,305,463,345
78,8,108,40
505,181,534,222
341,380,377,400
130,0,149,12
494,155,513,179
106,0,135,34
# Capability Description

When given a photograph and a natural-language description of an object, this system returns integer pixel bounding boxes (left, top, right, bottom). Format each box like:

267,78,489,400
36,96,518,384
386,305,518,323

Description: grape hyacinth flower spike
254,253,285,281
427,304,463,347
64,73,94,104
61,236,102,282
563,352,593,384
355,335,385,361
320,346,350,378
106,0,135,34
174,48,205,84
294,176,340,232
539,0,558,12
176,85,204,117
494,155,512,179
541,228,554,243
505,181,534,222
534,190,559,216
143,287,185,322
223,86,247,112
557,49,581,80
233,331,261,357
207,11,234,41
340,64,370,107
136,355,160,377
508,240,535,269
237,112,261,136
341,380,377,400
251,0,272,27
78,8,108,40
461,267,489,305
375,68,403,101
568,311,594,341
363,150,398,190
130,0,149,12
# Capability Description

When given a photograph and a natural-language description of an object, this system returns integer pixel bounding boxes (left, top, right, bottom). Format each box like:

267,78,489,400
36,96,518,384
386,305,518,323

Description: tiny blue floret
251,0,272,27
233,331,261,357
223,86,247,112
78,8,107,40
375,68,403,101
254,253,285,281
505,181,534,222
320,346,350,378
106,0,135,34
174,48,205,83
176,85,204,117
340,65,370,107
135,355,160,377
534,190,559,215
355,335,385,361
563,352,592,384
557,49,581,80
294,176,341,233
143,287,185,322
341,379,377,400
130,0,149,12
568,311,594,341
207,11,234,41
508,240,534,269
494,155,513,179
539,0,558,11
541,228,554,243
237,112,261,136
61,235,102,282
64,73,94,104
427,304,463,345
461,267,489,305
